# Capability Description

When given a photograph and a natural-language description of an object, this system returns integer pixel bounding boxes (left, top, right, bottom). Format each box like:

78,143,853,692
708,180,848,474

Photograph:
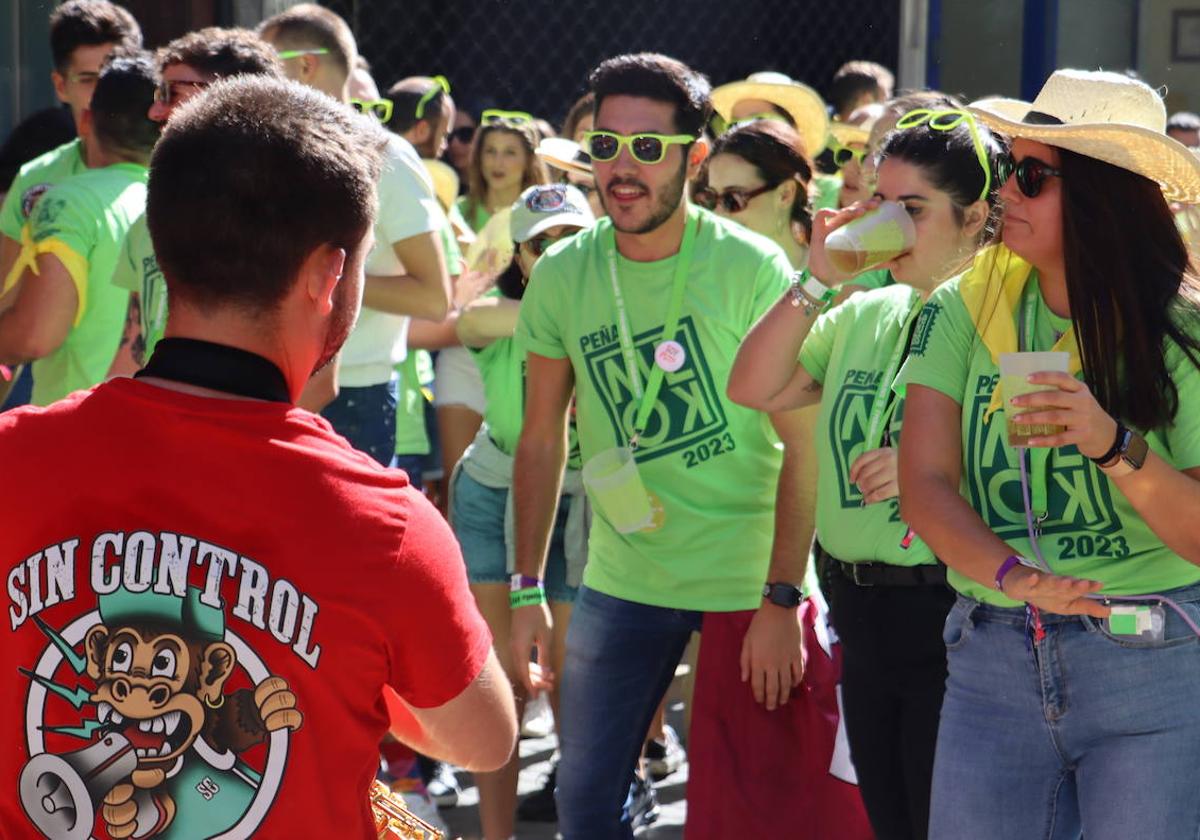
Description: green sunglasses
415,75,450,119
826,136,868,168
276,47,329,60
582,130,696,165
351,98,393,123
482,109,533,125
894,108,993,200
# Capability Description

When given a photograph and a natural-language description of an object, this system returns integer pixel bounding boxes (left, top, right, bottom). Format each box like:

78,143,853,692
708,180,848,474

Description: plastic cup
824,201,917,276
998,351,1070,447
581,447,654,534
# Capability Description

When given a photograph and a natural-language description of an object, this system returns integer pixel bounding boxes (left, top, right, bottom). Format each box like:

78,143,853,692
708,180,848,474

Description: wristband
510,573,543,592
788,270,836,315
995,555,1025,593
1089,422,1126,466
510,587,547,609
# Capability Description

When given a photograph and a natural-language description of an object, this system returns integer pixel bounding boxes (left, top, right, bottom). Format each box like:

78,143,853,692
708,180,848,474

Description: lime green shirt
455,196,491,233
516,207,792,611
111,213,165,358
812,173,842,212
26,162,146,405
394,350,433,456
471,298,526,457
0,138,86,241
896,274,1200,605
799,284,936,566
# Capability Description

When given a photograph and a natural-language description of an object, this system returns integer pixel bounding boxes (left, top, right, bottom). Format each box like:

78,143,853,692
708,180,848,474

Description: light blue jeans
931,584,1200,840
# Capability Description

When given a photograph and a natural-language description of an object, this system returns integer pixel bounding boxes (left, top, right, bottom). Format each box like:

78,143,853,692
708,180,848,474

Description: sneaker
627,774,660,834
516,760,558,822
521,692,555,739
644,723,686,781
423,760,461,809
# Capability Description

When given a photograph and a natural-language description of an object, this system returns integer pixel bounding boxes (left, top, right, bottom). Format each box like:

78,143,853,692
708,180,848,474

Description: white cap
510,183,595,243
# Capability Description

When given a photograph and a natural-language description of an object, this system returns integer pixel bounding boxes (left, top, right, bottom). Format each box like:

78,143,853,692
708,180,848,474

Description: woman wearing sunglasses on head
897,70,1200,840
729,102,1007,840
451,184,595,840
456,110,548,234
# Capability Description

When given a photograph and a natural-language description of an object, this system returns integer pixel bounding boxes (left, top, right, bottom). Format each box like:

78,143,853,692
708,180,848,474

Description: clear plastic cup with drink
998,351,1070,447
824,201,917,276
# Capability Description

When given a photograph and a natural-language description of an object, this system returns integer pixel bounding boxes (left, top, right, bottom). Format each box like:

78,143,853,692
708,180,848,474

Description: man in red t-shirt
0,75,515,840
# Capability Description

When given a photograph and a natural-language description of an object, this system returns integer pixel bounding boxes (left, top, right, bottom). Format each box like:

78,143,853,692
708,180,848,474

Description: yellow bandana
958,244,1082,419
2,224,89,327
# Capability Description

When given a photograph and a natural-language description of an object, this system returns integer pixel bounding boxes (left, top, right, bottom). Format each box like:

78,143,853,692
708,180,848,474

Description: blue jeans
931,585,1200,840
393,453,425,492
556,587,701,839
321,380,397,467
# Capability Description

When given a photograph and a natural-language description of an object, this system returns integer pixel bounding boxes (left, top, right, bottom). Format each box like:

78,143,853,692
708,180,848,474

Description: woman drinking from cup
897,69,1200,840
729,103,1007,840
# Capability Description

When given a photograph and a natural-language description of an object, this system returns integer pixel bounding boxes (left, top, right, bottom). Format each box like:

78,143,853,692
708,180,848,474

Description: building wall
931,0,1025,102
1139,0,1200,113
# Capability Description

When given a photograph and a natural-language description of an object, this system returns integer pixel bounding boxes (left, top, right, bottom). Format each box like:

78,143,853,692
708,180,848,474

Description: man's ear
687,138,709,177
305,244,346,316
412,120,432,145
51,71,68,105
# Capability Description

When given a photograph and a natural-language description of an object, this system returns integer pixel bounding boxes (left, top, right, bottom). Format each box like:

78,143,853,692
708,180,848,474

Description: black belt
822,546,947,588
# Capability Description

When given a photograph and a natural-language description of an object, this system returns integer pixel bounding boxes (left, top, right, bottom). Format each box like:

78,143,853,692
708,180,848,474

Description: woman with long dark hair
898,70,1200,839
729,101,1007,839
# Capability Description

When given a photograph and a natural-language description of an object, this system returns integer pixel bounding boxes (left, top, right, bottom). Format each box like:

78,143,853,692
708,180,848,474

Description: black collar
135,338,292,403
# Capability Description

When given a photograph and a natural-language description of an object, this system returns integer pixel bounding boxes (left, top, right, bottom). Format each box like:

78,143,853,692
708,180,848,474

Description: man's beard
600,157,688,235
312,269,359,375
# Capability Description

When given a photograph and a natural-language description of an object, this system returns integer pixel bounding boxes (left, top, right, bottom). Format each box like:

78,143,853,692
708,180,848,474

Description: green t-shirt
455,195,491,233
799,284,936,566
812,173,842,212
438,213,464,273
896,274,1200,606
470,299,525,457
26,162,145,405
0,138,86,241
394,350,433,456
516,207,792,611
111,212,166,358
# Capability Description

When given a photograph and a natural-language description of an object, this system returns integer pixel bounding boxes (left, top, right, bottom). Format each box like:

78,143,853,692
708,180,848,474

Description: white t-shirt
339,134,444,387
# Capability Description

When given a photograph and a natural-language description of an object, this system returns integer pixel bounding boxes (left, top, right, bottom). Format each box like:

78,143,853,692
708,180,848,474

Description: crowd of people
2,3,1200,840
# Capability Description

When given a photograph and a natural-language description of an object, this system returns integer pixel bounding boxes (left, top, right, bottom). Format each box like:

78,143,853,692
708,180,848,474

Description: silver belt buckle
852,562,874,587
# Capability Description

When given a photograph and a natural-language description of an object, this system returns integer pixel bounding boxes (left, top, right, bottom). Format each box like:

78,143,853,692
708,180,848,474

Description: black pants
828,567,954,840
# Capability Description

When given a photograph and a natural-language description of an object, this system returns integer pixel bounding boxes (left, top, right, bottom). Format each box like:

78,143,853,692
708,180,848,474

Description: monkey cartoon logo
18,586,301,840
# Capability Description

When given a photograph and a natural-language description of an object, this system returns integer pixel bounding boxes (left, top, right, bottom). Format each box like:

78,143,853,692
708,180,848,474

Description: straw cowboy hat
536,137,592,177
712,71,830,159
829,103,884,148
970,69,1200,203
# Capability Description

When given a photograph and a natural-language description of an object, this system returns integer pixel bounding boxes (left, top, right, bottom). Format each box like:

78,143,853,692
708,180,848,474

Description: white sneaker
398,789,450,835
521,693,555,739
645,723,686,781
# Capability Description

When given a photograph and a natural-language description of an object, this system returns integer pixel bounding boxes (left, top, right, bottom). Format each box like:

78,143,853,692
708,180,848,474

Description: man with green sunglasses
512,52,813,838
259,5,451,469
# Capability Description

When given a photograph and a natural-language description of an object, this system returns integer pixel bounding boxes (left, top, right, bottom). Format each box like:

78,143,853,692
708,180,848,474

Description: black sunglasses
693,183,777,213
996,155,1062,198
449,126,476,144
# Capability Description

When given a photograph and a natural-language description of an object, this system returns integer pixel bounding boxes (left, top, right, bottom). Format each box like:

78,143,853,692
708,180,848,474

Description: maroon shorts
686,599,874,840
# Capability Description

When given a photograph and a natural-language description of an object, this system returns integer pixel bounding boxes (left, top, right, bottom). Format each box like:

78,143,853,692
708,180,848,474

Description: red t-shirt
0,378,492,840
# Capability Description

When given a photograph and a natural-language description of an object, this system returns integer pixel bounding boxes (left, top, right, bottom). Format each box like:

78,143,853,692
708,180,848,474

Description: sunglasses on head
415,75,450,119
826,137,868,168
582,130,695,165
482,109,533,126
351,98,393,123
995,154,1062,198
693,182,777,213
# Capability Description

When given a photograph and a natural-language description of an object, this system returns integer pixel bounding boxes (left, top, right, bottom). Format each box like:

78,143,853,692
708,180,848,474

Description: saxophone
370,779,446,840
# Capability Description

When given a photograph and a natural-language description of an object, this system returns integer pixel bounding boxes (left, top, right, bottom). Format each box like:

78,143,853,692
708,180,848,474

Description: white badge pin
655,340,686,372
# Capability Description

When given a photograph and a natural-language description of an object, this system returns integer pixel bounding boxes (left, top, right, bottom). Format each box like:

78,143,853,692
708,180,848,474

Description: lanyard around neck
864,296,924,450
606,212,699,448
1017,276,1051,522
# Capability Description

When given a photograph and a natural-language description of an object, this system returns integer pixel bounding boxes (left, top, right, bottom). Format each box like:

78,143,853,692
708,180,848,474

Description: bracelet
510,587,547,609
1089,422,1128,467
995,555,1024,592
510,573,543,592
787,270,835,316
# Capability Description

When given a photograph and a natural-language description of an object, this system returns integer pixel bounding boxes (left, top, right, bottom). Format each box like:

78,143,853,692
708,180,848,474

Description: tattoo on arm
123,293,146,366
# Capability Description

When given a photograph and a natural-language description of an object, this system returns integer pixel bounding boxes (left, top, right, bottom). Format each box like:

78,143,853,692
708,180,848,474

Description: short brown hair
50,0,142,71
386,76,452,135
147,76,385,313
156,27,284,80
590,53,712,137
829,60,895,115
257,3,356,79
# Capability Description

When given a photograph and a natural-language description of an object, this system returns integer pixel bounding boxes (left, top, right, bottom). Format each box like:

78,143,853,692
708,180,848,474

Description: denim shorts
450,468,577,603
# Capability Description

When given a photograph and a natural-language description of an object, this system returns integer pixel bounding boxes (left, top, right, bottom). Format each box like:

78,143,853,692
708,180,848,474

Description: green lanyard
864,297,924,450
1017,277,1051,526
606,212,699,449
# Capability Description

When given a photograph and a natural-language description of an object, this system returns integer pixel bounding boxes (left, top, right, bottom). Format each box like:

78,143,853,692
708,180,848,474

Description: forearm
512,430,568,579
408,314,461,350
728,293,823,413
363,273,449,320
765,408,818,584
456,299,519,348
1107,454,1200,564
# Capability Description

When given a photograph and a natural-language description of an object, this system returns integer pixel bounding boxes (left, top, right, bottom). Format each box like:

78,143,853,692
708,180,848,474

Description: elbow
0,331,60,365
462,718,519,773
726,378,769,413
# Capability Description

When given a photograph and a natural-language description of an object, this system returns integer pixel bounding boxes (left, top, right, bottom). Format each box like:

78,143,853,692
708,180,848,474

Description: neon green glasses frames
582,130,696,165
415,75,451,119
894,108,993,200
826,136,868,168
481,108,534,125
351,98,394,123
276,47,330,60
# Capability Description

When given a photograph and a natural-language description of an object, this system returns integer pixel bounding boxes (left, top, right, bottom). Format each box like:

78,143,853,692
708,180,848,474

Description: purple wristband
995,556,1023,592
510,574,543,592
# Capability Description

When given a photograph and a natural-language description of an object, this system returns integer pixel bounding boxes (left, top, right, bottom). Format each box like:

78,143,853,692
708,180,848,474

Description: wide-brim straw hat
536,137,592,176
829,103,884,147
970,69,1200,203
712,71,829,159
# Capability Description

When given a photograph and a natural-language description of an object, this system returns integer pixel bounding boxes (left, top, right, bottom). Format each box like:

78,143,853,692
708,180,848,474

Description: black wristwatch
763,582,804,608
